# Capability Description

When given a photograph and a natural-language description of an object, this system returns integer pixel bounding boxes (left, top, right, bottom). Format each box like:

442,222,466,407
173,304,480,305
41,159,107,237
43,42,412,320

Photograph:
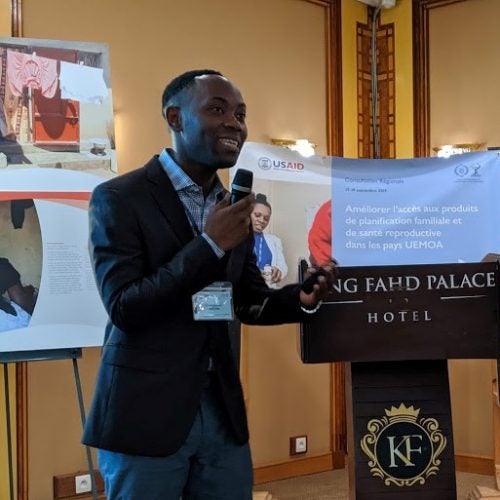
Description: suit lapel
145,157,194,247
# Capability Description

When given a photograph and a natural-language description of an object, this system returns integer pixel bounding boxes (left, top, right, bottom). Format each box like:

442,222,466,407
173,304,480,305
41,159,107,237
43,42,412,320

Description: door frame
412,0,469,157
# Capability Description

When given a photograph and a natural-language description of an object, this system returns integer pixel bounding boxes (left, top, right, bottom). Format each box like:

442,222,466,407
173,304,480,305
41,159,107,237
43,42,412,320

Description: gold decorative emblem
360,403,447,487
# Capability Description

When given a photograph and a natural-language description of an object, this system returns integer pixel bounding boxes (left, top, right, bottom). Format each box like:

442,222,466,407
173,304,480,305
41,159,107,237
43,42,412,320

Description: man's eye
211,107,224,114
237,112,246,121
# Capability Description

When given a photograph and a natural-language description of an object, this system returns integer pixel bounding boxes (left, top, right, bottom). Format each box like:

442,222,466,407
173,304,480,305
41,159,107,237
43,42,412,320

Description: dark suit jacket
82,156,306,457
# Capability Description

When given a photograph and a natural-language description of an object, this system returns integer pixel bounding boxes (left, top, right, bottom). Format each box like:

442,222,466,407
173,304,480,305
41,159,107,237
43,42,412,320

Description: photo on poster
232,142,331,286
0,37,116,175
0,199,41,333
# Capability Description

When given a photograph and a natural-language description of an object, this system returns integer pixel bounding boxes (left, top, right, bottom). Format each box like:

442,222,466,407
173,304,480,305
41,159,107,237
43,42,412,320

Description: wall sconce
270,138,316,157
432,143,485,158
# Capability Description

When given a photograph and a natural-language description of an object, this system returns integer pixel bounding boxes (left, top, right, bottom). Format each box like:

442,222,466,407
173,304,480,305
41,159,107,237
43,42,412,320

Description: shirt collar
159,148,225,197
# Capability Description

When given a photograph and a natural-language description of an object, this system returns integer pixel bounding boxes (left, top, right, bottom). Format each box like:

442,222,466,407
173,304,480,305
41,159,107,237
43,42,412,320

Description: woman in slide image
250,193,288,288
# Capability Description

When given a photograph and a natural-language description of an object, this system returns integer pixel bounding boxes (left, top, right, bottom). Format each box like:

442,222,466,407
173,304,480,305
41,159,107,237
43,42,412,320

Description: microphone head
230,169,253,204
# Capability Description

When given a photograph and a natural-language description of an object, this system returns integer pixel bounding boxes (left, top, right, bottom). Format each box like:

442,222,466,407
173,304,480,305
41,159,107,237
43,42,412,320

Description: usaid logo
258,157,272,170
257,156,305,172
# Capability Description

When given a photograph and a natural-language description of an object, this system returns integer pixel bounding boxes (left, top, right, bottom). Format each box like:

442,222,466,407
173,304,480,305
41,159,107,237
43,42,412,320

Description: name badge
192,281,234,321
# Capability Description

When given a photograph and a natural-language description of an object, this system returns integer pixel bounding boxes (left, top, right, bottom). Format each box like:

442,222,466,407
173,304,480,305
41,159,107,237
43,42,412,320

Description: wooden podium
300,262,500,500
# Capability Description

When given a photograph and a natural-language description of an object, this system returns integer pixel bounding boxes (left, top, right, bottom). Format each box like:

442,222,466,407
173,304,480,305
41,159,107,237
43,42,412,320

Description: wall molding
455,453,494,476
305,0,343,156
412,0,469,157
254,452,493,486
10,0,22,36
254,452,343,485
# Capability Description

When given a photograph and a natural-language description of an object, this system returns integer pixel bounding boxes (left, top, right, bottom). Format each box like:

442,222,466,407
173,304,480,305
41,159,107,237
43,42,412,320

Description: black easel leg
72,357,98,500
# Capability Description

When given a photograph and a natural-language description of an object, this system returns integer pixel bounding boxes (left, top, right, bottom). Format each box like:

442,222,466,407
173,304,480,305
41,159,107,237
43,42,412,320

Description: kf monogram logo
387,434,423,467
360,403,447,486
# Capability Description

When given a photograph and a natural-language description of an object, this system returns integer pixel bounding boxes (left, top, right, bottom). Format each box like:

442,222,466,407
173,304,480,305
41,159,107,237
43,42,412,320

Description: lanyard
255,233,265,268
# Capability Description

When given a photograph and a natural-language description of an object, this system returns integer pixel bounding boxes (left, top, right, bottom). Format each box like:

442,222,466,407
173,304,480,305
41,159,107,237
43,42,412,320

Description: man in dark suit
82,69,335,499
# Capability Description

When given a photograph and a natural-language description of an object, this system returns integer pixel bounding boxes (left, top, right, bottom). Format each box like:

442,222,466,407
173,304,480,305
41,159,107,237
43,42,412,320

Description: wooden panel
53,470,104,499
253,452,336,484
455,453,494,476
348,360,456,499
11,0,22,37
357,12,395,159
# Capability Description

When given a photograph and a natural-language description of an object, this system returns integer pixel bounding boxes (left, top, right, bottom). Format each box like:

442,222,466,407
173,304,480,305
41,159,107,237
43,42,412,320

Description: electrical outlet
289,435,308,455
75,474,92,494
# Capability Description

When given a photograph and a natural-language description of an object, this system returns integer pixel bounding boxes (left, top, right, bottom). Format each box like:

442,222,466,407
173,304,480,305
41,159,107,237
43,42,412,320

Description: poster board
0,37,115,352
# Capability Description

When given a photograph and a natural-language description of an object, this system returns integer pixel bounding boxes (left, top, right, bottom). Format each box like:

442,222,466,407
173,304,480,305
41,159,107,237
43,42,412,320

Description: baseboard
254,452,344,485
254,452,493,485
455,453,494,476
53,470,105,499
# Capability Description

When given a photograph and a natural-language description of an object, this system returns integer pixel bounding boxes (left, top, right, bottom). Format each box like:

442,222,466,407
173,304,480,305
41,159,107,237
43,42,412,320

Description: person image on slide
251,193,288,288
82,69,337,500
0,257,37,332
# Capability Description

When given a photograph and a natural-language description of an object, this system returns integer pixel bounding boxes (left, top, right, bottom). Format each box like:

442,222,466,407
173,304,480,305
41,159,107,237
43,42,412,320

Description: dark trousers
98,381,253,499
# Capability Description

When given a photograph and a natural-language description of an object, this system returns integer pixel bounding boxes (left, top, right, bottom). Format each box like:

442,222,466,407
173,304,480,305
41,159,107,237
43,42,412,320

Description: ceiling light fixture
433,143,485,158
270,138,316,157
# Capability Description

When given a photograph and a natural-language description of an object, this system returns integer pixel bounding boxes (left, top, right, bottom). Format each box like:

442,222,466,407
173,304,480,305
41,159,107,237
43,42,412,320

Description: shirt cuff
201,233,225,259
300,300,323,314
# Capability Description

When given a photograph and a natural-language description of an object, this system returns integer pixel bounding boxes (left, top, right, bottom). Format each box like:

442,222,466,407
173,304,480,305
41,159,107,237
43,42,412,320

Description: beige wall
20,0,331,497
429,0,500,149
0,0,10,36
12,1,495,497
23,0,329,173
429,0,499,458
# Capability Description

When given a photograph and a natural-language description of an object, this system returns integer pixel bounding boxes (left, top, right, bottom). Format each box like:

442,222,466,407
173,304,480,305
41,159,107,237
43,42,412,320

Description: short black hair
161,69,223,114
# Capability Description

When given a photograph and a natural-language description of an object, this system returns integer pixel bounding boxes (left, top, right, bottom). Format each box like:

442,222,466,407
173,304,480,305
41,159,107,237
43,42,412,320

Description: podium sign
300,262,499,500
301,262,499,363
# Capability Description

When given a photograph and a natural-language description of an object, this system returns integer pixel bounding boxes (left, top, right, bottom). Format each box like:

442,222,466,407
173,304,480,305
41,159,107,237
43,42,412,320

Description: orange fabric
308,200,332,265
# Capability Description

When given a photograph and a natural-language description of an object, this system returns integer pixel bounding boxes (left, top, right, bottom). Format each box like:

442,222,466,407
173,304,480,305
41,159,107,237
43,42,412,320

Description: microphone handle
230,190,249,205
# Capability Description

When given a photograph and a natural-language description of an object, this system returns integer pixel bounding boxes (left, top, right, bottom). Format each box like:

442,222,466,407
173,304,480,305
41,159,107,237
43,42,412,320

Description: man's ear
165,106,182,132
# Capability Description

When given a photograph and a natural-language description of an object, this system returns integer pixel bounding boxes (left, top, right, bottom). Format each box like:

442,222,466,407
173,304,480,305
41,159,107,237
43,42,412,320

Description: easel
0,348,98,500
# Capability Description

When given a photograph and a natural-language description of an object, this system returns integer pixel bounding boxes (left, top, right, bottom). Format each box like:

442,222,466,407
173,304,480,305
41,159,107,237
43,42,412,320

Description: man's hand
205,193,255,251
299,260,338,309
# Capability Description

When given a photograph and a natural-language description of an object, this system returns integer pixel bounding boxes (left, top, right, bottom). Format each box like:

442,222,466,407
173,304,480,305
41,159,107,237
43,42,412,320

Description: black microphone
230,169,253,204
301,268,328,294
299,258,331,294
